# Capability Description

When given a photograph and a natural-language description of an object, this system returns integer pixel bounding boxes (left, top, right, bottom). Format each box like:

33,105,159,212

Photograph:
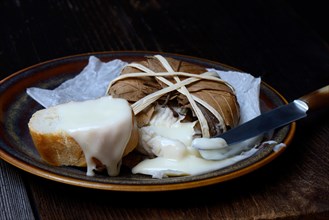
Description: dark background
286,1,329,45
1,1,329,219
1,0,328,101
1,1,329,76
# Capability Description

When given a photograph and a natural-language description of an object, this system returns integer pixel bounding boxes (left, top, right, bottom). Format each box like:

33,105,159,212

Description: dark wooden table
1,0,328,219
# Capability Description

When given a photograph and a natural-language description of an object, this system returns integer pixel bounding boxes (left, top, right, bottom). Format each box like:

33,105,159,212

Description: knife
216,85,329,146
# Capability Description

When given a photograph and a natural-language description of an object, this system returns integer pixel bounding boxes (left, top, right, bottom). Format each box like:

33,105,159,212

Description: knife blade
216,85,329,145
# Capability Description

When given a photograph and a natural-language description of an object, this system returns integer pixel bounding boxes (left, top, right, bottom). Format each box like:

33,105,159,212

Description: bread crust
29,129,87,166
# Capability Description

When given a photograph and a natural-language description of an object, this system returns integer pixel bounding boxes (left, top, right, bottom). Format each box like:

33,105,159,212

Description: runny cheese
133,106,257,179
137,107,198,158
34,96,134,176
64,97,134,176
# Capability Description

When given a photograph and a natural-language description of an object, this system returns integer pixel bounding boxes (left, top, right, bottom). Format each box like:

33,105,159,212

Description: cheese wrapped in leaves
107,55,240,137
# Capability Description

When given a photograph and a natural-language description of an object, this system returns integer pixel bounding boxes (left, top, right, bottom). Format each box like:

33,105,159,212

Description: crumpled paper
27,56,127,108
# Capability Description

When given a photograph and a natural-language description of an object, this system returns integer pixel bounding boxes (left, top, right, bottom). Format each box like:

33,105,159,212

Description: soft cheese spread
132,106,255,179
63,96,134,176
30,96,134,176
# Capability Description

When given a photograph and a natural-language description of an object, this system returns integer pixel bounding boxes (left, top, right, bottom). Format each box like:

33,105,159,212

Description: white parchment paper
27,56,127,108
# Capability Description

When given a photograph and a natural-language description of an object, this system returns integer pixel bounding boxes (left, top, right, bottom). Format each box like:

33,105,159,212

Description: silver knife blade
215,100,309,145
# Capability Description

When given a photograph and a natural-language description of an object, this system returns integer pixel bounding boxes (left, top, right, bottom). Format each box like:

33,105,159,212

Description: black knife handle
299,85,329,111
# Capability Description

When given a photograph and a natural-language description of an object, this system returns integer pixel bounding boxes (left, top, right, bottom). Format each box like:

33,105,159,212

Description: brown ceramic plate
0,51,295,191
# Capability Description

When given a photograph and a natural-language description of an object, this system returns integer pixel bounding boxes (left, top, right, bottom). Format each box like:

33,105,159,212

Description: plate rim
0,51,296,192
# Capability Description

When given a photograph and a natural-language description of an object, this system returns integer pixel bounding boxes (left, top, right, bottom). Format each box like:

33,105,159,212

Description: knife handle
298,85,329,111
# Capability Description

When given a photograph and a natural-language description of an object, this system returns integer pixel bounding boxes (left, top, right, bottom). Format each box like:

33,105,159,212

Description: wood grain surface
1,0,328,219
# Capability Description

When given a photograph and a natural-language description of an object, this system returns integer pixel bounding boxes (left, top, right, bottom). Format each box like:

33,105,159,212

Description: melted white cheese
133,106,256,178
56,96,133,176
137,107,198,158
133,106,261,179
132,148,259,179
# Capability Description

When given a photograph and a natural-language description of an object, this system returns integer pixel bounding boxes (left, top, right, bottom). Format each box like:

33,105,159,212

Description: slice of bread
28,96,138,176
